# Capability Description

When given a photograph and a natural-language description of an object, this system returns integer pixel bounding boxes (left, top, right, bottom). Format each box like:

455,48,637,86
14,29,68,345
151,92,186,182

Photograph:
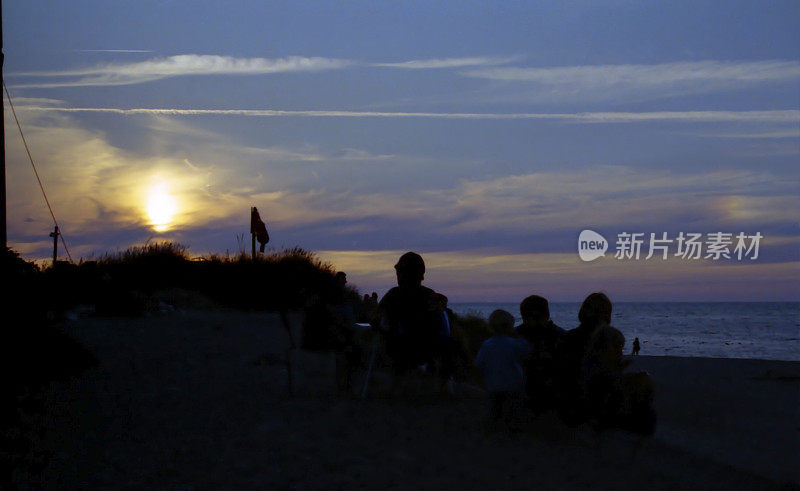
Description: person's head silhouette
578,292,612,328
520,295,550,327
394,251,425,288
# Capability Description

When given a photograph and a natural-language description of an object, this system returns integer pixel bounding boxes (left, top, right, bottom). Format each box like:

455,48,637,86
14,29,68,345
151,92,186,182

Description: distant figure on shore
358,291,379,324
378,252,445,388
331,272,355,328
476,310,532,431
632,337,641,356
516,295,564,413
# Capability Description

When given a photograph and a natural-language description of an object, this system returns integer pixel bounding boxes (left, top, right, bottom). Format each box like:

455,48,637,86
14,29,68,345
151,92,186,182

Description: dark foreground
11,312,800,489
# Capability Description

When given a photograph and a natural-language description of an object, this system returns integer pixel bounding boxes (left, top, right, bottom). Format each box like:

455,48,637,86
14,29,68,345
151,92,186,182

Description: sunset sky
3,1,799,301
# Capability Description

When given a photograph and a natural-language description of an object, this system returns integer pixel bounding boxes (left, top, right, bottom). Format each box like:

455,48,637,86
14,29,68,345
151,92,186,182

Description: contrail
12,105,800,124
75,49,153,53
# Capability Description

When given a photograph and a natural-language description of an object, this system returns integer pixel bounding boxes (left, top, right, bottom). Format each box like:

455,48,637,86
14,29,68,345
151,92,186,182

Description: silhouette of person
557,292,624,426
476,309,532,432
515,295,564,413
430,293,462,393
378,252,440,381
632,337,641,356
358,290,379,324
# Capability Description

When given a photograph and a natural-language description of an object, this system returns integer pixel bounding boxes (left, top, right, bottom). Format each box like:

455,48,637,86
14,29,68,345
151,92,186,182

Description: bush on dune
455,311,494,358
1,247,98,419
32,242,346,315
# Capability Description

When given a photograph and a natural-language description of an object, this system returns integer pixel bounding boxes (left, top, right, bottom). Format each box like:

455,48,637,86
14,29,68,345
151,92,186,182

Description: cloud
11,53,518,89
2,107,402,258
75,49,154,53
462,60,800,101
693,129,800,139
11,55,800,105
6,106,797,271
14,104,800,124
10,54,352,87
374,55,518,69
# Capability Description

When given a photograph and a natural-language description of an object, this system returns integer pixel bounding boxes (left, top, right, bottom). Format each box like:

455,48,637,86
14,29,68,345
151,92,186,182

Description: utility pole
1,1,7,250
49,225,58,266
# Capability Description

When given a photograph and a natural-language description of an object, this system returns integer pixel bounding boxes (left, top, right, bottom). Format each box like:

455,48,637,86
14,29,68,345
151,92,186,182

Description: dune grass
29,242,347,315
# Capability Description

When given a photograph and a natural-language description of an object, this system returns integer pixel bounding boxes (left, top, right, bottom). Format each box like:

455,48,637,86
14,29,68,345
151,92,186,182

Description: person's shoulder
380,287,401,300
548,320,566,334
479,336,498,351
604,324,625,342
378,287,402,309
597,324,623,337
590,324,624,347
513,336,532,348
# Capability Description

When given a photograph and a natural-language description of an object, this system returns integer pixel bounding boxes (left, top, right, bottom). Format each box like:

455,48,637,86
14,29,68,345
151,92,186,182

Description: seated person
556,292,616,426
584,314,627,428
431,293,474,383
378,252,440,377
515,295,564,413
476,310,532,431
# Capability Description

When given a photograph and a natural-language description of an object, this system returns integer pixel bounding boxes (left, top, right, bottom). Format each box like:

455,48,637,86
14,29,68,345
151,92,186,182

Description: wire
3,82,73,262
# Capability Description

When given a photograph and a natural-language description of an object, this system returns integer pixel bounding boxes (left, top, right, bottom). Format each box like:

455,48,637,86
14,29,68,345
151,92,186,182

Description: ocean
450,302,800,361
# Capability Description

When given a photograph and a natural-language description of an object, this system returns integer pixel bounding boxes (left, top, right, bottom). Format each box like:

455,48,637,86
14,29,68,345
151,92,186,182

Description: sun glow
146,182,178,232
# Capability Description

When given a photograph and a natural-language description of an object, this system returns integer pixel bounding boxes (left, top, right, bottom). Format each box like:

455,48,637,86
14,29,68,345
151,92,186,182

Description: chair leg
361,337,379,399
286,348,294,397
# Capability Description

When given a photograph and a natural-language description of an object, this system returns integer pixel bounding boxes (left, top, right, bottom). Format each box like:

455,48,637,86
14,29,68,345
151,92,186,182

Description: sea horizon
450,301,800,362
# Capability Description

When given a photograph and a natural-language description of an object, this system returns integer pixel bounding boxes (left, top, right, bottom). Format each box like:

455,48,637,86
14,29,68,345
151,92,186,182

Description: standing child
476,310,532,431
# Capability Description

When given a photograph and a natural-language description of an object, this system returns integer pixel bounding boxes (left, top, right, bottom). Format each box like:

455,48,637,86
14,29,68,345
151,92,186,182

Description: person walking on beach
476,310,532,432
632,337,641,355
516,295,564,413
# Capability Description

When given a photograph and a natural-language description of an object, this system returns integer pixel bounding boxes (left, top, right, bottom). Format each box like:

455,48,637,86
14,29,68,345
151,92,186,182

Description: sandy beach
12,311,799,489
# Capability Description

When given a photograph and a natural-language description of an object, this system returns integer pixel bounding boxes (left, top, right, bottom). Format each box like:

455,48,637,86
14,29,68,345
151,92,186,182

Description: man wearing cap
378,252,442,381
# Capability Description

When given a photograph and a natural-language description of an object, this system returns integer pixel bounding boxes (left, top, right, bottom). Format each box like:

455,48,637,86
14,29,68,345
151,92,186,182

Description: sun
146,182,178,232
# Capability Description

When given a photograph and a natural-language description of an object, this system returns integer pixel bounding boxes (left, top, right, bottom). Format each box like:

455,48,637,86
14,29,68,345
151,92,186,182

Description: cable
3,82,73,262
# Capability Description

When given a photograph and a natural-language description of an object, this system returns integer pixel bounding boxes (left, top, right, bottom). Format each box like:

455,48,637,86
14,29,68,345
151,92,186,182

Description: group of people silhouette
303,251,655,435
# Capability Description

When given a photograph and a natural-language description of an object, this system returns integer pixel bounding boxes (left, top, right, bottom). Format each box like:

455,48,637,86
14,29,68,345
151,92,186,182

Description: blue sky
3,1,799,301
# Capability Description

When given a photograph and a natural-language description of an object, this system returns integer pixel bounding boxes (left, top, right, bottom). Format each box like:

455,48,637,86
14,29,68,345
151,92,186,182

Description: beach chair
282,309,375,397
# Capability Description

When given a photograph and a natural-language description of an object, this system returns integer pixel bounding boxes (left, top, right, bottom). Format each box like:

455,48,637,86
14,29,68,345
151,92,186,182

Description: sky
3,0,799,301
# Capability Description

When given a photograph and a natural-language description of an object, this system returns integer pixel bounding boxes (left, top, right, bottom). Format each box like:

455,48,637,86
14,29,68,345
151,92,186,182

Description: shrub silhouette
28,242,342,315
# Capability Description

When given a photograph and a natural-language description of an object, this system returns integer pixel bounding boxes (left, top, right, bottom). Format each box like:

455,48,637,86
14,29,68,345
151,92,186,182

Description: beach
13,311,799,489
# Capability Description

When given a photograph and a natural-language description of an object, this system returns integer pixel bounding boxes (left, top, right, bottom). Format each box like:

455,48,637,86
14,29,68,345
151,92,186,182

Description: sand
12,311,800,489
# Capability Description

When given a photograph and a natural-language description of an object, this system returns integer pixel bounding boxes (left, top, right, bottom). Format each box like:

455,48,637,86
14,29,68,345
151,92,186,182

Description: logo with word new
578,229,608,262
